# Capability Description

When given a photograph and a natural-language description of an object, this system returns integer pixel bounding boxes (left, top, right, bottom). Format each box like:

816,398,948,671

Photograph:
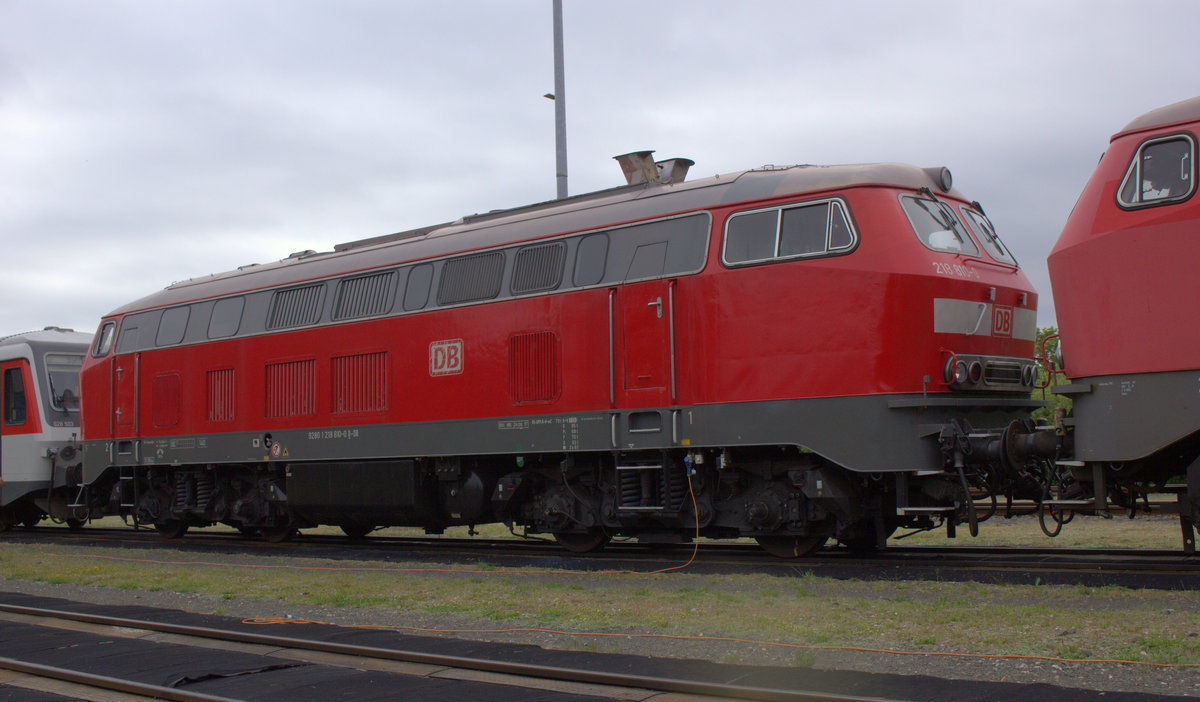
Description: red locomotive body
1048,97,1200,548
77,155,1040,553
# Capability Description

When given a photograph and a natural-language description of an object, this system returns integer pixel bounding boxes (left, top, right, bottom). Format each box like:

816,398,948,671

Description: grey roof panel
105,162,959,317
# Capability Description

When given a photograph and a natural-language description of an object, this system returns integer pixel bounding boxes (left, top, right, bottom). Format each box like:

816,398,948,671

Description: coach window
3,367,26,426
404,263,433,311
92,321,116,357
208,297,245,339
900,195,980,255
1117,135,1195,207
573,234,609,286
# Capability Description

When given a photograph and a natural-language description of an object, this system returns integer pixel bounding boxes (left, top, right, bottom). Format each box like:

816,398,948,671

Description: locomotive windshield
900,194,979,255
960,207,1017,265
45,353,83,412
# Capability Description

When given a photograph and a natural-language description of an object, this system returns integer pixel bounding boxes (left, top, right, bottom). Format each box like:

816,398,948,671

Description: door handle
647,297,663,319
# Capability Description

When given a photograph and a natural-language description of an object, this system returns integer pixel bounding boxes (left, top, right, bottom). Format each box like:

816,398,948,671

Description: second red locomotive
70,152,1042,555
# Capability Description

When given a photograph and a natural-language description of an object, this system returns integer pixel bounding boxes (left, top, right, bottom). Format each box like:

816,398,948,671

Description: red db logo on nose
992,306,1013,338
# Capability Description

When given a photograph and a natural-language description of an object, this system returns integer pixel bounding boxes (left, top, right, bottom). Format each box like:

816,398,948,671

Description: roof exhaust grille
613,151,694,185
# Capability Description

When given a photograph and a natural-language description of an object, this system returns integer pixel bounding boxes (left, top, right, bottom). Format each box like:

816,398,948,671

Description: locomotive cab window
723,199,856,266
900,195,980,255
92,321,116,357
960,207,1017,265
1117,134,1195,207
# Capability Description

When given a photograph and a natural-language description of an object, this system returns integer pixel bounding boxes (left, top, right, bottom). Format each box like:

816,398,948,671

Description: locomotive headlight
943,355,956,384
968,360,983,384
1022,364,1035,386
954,360,969,384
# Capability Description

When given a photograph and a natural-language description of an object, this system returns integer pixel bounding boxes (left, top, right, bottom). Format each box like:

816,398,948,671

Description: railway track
0,600,892,702
3,523,1198,590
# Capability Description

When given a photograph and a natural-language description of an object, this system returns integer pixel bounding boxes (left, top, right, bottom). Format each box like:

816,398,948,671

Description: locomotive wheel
65,518,85,531
155,520,188,539
755,535,827,558
339,521,374,539
21,516,42,529
553,528,610,553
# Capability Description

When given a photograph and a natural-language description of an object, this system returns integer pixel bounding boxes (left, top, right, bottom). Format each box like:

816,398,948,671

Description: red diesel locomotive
1048,96,1200,551
70,151,1044,555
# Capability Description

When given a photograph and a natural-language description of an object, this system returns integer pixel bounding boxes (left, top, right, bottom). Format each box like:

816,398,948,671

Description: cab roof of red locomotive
1117,96,1200,137
107,162,964,317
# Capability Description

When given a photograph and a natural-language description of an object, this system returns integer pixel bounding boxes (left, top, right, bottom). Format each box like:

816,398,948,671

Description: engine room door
619,279,675,407
112,352,139,438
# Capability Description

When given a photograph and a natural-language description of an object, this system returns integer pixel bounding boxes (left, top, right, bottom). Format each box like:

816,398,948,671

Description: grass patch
2,541,1198,667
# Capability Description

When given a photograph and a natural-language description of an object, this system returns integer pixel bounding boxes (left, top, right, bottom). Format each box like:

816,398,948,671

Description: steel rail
0,603,901,702
0,654,242,702
16,524,1199,563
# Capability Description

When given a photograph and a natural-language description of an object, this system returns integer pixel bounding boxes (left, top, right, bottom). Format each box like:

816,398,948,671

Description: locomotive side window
1117,134,1195,207
512,241,566,294
92,321,116,357
208,297,245,339
266,284,324,330
403,264,433,311
900,195,980,255
3,367,26,426
960,207,1017,265
156,306,190,346
438,251,505,305
724,210,778,263
723,199,856,266
573,234,609,286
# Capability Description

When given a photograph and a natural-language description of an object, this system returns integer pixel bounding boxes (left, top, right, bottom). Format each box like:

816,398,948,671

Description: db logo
992,305,1013,338
429,339,464,376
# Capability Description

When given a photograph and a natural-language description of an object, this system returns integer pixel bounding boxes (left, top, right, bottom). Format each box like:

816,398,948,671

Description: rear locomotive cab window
900,194,980,255
92,321,116,357
960,207,1017,265
1118,134,1195,207
722,198,856,266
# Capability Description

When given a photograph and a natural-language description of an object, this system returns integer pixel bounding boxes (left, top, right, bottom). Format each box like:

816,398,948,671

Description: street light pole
551,0,568,199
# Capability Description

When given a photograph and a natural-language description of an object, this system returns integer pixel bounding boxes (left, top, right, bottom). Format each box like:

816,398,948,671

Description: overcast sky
3,0,1197,336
